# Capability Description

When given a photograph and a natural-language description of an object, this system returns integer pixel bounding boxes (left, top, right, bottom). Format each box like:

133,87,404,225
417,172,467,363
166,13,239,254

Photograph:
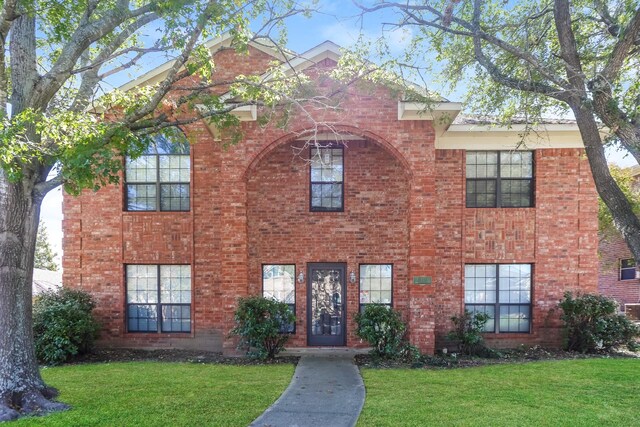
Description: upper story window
466,151,533,208
125,129,190,212
359,264,393,310
262,264,296,333
310,147,343,211
620,258,637,280
464,264,532,333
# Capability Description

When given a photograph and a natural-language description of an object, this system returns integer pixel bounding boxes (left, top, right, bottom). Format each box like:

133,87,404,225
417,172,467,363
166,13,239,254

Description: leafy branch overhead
0,0,321,197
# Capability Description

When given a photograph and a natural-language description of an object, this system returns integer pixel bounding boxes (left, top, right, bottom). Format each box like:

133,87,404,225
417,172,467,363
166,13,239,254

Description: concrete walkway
250,353,365,427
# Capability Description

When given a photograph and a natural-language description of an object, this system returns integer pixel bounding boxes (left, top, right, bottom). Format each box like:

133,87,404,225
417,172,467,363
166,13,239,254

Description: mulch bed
355,345,640,369
69,348,299,366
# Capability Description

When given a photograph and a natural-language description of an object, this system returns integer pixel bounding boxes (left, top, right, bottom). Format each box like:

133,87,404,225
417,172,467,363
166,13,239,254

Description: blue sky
39,0,637,266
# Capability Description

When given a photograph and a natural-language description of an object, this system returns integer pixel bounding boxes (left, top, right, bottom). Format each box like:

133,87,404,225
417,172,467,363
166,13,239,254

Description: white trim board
435,129,585,150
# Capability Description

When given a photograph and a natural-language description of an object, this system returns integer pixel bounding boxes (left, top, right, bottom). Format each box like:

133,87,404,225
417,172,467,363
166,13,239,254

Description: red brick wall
599,235,640,309
63,44,600,354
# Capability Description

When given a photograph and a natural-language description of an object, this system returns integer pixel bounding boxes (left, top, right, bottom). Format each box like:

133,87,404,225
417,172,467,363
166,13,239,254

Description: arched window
125,129,191,211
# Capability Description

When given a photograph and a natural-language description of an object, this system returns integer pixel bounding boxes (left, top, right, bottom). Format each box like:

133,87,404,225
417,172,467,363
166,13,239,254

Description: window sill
123,210,191,214
482,332,533,337
124,332,193,338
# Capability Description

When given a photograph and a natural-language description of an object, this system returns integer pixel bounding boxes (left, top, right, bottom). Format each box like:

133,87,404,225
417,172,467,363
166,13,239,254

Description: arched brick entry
242,125,412,182
245,129,411,347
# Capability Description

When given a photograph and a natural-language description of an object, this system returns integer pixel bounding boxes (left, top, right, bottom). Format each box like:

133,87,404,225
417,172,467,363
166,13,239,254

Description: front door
307,263,346,346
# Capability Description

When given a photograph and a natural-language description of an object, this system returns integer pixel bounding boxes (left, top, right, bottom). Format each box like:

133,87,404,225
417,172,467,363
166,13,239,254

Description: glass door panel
307,263,346,346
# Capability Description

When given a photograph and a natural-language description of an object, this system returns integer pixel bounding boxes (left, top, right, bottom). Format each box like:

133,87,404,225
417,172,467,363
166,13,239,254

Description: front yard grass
358,358,640,426
13,362,293,426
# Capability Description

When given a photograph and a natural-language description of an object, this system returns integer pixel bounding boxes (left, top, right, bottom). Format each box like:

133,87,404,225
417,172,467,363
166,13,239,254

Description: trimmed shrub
354,304,415,359
559,292,640,353
33,288,100,365
231,296,295,360
447,310,490,356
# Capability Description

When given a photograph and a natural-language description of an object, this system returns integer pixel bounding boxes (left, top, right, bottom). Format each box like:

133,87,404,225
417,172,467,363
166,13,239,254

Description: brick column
219,144,250,354
404,121,437,354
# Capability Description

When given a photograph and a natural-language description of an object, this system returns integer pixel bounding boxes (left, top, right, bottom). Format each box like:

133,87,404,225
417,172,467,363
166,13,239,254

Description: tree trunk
0,171,68,421
573,104,640,263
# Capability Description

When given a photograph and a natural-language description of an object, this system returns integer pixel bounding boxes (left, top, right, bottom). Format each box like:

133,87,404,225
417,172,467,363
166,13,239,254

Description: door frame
307,262,347,346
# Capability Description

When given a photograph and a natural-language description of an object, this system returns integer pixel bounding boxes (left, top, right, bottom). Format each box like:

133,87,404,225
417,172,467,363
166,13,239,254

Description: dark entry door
307,263,346,346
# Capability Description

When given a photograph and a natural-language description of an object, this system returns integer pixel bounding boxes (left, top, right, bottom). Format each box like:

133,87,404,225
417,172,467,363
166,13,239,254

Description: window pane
161,304,191,332
360,264,393,306
311,147,344,211
499,305,530,333
160,265,191,304
500,151,533,178
621,258,636,269
160,184,190,211
464,264,497,304
126,265,158,303
127,304,158,332
500,179,532,207
149,129,190,155
466,180,497,208
466,151,498,179
278,304,296,333
465,305,495,332
621,258,636,280
127,184,157,211
263,265,295,304
159,155,190,182
311,183,342,210
125,156,157,183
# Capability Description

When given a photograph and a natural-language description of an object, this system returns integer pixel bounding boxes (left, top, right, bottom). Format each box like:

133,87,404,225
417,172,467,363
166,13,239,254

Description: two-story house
63,38,599,354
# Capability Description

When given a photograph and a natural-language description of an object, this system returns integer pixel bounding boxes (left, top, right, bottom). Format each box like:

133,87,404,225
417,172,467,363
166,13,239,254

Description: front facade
63,40,599,353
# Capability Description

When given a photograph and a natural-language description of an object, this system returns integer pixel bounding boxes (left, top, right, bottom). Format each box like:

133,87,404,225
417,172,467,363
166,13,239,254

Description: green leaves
447,310,490,356
559,292,640,353
598,165,640,239
33,288,100,365
231,296,296,359
354,304,410,359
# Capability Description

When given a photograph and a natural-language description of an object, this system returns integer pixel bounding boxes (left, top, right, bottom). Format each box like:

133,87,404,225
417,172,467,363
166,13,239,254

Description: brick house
63,38,599,354
598,166,640,317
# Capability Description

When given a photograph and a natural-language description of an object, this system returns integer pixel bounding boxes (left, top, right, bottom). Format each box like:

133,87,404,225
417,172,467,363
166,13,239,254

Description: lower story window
262,264,295,333
464,264,532,333
359,264,393,310
620,258,637,280
126,265,191,333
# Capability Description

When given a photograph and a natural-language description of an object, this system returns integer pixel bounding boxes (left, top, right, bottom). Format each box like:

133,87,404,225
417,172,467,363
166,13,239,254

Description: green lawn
359,359,640,426
13,362,293,427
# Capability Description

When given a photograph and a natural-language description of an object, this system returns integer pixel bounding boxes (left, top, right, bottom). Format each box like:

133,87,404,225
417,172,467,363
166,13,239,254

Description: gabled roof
113,36,591,149
117,33,291,93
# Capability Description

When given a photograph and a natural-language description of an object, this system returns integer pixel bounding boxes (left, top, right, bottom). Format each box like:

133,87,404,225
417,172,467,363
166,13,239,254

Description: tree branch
30,1,161,110
469,0,569,102
0,0,17,42
601,7,640,82
122,1,215,125
70,13,159,112
553,0,586,96
355,0,573,91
